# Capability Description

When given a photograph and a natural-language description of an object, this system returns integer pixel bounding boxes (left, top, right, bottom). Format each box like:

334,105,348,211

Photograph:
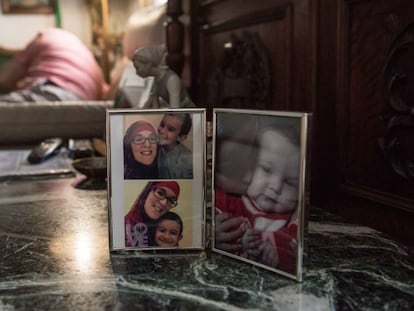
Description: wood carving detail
380,22,414,180
211,31,271,109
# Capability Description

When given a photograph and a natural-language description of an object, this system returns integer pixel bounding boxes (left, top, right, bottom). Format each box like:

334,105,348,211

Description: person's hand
214,212,244,252
261,240,279,268
242,229,262,259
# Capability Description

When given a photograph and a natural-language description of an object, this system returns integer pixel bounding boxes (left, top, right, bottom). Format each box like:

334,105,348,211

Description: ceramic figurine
132,45,194,108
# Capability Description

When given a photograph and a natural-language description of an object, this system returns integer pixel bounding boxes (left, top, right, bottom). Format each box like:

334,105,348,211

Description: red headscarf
130,121,156,137
153,181,180,198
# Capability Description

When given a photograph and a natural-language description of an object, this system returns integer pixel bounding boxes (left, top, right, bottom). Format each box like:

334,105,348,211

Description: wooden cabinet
331,0,414,243
190,0,314,115
190,0,414,243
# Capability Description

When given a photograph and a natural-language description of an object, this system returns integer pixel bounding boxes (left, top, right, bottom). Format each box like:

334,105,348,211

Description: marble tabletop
0,176,413,310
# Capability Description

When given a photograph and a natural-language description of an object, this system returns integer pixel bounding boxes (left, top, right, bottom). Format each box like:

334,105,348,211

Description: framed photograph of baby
107,108,207,251
212,108,311,281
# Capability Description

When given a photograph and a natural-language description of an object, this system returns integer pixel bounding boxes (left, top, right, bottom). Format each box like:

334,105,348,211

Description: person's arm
0,32,43,93
0,58,26,92
214,212,244,252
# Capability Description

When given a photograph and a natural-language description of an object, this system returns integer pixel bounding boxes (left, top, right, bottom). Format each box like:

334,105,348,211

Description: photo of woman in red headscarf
125,181,181,247
124,120,159,179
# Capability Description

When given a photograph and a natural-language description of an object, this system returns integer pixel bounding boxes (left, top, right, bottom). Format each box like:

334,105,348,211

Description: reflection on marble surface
0,178,413,310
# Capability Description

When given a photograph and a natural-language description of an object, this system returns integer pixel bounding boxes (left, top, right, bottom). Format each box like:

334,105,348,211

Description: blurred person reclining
0,28,108,102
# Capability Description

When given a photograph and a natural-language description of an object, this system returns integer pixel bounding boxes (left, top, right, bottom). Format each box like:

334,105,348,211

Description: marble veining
0,178,413,310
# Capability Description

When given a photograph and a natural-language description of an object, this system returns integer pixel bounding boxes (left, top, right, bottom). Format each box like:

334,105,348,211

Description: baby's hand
261,241,279,268
242,229,262,258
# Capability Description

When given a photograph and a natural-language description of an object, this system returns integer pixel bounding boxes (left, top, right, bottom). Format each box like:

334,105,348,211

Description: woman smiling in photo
125,181,180,248
123,120,159,179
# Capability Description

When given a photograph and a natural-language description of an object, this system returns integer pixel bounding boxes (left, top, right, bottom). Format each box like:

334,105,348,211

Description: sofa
0,100,113,145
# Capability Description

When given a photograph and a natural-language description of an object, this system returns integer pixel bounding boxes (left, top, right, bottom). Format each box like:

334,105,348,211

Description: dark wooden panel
166,0,185,76
325,188,414,245
309,0,340,202
337,0,414,212
190,0,313,116
189,0,414,243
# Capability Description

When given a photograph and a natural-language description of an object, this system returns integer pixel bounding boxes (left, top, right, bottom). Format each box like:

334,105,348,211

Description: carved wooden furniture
188,0,414,244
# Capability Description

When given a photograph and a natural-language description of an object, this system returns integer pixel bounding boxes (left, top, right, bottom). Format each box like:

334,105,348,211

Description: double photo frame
107,108,310,282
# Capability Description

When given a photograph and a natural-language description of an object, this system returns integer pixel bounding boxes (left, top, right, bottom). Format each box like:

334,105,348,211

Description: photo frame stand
106,108,311,282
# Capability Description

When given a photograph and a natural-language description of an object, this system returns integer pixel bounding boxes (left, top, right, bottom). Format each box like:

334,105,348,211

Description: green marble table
0,176,412,310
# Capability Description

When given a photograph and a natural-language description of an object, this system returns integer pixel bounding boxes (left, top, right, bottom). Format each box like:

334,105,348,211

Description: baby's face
155,219,182,247
247,130,300,213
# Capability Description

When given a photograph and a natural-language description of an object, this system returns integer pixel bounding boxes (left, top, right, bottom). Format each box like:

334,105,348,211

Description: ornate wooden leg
166,0,185,76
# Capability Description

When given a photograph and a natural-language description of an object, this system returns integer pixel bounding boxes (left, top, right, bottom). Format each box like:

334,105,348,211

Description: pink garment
14,28,108,100
215,188,297,274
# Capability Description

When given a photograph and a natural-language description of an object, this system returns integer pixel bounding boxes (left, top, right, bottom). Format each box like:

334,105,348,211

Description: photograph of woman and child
124,180,192,248
123,112,193,180
113,110,204,250
213,111,306,277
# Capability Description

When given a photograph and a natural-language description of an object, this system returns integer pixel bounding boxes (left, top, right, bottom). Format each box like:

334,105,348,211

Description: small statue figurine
132,45,194,108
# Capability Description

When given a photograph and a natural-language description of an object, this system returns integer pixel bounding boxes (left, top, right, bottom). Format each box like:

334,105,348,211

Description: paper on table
0,148,74,179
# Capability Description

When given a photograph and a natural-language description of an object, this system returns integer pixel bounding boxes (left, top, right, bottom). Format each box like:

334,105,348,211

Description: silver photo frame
212,108,311,281
107,108,206,251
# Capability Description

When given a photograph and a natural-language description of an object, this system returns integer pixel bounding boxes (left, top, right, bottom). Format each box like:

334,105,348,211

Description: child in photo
215,122,300,274
158,113,193,179
123,120,159,179
125,181,180,247
154,211,183,247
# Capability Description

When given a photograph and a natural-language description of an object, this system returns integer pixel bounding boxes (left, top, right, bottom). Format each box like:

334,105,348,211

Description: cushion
0,100,113,145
